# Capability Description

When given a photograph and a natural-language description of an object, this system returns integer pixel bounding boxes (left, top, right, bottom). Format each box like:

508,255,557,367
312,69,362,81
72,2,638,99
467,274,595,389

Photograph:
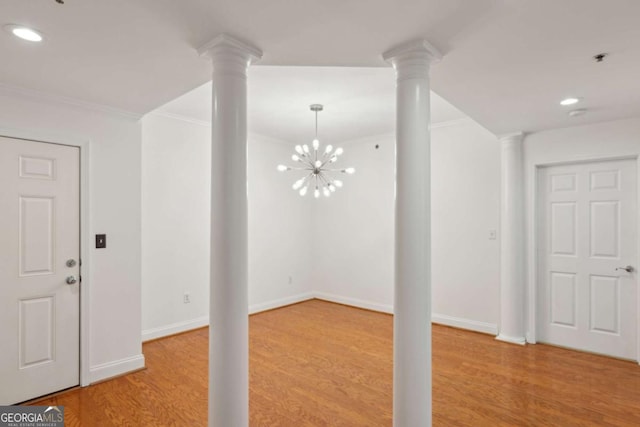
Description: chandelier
277,104,355,198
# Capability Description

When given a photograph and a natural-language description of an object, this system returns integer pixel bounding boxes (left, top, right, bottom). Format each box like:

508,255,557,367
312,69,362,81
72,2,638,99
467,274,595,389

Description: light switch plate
96,234,106,249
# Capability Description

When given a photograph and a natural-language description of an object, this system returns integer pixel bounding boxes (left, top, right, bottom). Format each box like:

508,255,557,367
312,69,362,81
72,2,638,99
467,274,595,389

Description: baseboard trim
496,333,527,346
249,292,314,315
89,354,146,384
142,316,209,342
432,313,498,335
139,293,498,342
312,292,394,314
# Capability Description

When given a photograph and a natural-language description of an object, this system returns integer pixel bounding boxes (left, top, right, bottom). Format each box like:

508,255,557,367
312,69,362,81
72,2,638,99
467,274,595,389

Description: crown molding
0,82,143,121
431,117,472,129
147,111,211,127
145,112,473,141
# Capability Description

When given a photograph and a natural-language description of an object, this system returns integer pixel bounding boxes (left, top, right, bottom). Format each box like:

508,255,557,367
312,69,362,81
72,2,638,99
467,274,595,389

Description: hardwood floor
32,299,640,426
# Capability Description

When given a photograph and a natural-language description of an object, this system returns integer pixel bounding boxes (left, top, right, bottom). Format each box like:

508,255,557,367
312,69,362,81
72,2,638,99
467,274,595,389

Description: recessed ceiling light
4,24,43,42
560,97,580,106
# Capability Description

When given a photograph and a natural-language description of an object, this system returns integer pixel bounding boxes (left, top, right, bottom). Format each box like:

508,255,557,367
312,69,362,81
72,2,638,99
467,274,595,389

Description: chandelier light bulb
277,103,355,199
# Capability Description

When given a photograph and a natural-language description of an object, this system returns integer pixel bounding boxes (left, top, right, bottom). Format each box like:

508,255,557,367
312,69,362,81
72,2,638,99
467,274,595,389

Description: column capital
198,34,263,73
383,39,442,82
383,39,442,64
498,131,525,144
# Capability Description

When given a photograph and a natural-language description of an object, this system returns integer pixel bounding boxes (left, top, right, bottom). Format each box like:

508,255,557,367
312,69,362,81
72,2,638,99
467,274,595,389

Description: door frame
527,153,640,363
0,126,92,386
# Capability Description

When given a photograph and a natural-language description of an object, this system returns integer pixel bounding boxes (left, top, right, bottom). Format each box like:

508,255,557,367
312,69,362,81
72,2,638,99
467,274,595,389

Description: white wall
248,133,314,311
0,86,144,383
312,119,501,333
141,114,212,340
431,120,500,333
523,117,640,340
140,114,313,340
312,135,395,312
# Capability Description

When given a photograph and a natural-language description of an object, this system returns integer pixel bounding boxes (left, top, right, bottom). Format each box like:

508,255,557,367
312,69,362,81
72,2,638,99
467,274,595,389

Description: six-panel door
0,136,80,404
538,159,637,360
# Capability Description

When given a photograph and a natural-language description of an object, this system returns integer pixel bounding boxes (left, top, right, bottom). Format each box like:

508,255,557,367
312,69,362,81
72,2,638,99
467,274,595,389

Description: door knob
66,276,77,285
66,259,77,268
616,265,634,273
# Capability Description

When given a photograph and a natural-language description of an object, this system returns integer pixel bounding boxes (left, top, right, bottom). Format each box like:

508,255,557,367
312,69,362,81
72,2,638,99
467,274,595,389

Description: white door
0,136,80,404
538,159,637,360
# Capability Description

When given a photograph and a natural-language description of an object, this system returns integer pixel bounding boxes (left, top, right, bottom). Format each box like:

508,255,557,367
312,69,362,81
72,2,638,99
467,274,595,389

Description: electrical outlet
288,276,292,284
183,293,190,304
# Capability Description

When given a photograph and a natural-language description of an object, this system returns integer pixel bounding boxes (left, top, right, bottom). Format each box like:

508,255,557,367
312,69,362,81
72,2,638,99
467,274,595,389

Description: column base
495,334,526,346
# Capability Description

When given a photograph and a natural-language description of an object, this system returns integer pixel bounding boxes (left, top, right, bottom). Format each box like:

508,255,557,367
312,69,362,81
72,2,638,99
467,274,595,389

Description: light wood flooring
32,299,640,426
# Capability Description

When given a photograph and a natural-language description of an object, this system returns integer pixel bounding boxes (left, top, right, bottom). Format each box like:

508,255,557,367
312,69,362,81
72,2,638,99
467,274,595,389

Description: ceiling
156,66,467,144
1,0,639,135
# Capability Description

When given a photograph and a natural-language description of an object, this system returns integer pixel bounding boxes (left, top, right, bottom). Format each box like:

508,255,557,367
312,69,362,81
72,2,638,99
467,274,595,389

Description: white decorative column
383,40,442,427
496,132,526,345
198,34,262,427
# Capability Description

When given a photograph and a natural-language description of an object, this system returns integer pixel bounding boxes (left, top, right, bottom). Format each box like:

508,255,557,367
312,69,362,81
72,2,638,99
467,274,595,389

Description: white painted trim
89,354,145,384
432,313,498,335
140,293,315,342
142,316,209,342
312,292,394,314
139,291,502,343
249,292,314,315
0,83,142,121
431,117,473,129
0,128,93,387
147,111,211,128
496,334,527,345
144,114,471,144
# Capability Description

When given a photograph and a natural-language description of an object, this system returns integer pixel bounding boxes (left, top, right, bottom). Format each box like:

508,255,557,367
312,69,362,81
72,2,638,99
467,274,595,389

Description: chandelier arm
317,172,331,187
319,158,333,168
299,172,314,188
